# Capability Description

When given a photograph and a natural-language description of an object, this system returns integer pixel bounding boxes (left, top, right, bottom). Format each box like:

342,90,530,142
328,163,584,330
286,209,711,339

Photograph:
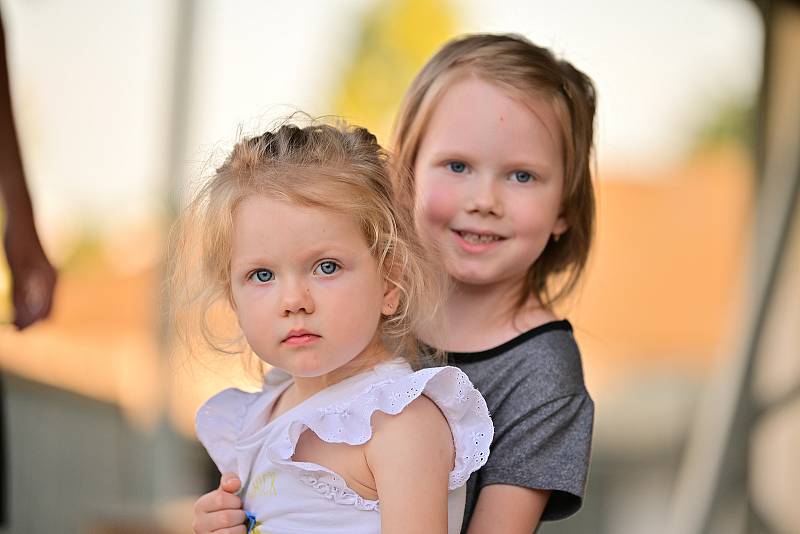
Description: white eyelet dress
196,359,493,534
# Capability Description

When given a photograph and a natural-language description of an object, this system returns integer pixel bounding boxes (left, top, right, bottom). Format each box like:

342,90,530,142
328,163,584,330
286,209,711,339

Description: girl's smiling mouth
451,229,506,252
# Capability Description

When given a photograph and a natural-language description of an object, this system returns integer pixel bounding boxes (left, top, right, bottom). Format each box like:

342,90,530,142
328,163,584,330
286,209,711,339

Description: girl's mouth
282,328,321,346
282,334,321,346
452,230,505,253
454,230,504,244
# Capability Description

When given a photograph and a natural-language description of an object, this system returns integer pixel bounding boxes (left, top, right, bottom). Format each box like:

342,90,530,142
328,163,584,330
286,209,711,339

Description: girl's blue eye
315,261,339,276
249,269,273,283
447,161,467,173
512,170,534,183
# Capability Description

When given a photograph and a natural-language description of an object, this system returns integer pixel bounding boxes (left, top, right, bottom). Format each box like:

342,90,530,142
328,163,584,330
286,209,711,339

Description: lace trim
299,473,379,512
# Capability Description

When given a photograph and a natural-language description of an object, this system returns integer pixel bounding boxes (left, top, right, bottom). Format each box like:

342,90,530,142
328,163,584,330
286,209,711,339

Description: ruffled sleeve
195,388,259,477
268,366,493,491
420,367,494,489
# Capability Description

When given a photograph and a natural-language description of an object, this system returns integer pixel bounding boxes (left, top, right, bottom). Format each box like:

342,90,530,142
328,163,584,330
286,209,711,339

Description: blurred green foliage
692,96,756,154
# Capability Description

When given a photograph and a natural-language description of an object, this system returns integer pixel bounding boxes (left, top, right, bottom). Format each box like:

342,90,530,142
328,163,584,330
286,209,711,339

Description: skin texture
466,486,551,534
229,195,393,396
414,76,567,292
194,196,453,533
414,76,567,531
365,396,453,534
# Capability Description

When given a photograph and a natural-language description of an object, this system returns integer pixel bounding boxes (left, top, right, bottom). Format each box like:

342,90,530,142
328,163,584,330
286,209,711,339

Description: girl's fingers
211,509,247,530
194,489,242,513
214,526,247,534
193,509,247,533
219,472,242,494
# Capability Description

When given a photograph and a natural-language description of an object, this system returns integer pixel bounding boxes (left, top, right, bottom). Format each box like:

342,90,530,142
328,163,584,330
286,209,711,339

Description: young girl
194,32,596,533
177,121,493,534
392,33,596,532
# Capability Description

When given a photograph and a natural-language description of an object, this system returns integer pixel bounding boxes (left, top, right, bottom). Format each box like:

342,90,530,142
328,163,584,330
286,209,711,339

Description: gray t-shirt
447,320,593,529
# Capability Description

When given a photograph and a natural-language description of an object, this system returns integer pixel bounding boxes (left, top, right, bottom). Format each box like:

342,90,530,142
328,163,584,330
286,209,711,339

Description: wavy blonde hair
391,33,597,311
169,119,444,367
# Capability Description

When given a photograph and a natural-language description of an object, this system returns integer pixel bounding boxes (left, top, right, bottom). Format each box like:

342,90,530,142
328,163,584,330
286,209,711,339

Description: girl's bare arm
366,396,454,534
467,485,551,534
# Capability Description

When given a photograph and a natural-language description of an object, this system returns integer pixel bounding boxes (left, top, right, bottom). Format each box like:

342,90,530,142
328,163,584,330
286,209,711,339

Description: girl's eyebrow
229,256,271,271
427,149,474,162
300,245,349,262
503,159,554,174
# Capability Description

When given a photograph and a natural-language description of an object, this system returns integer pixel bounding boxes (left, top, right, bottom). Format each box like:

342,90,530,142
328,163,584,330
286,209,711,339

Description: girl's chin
446,263,527,290
448,268,501,287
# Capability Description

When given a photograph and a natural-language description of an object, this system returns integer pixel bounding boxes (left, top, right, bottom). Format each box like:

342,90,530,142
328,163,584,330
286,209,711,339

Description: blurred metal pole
667,1,800,533
164,0,197,220
152,0,201,502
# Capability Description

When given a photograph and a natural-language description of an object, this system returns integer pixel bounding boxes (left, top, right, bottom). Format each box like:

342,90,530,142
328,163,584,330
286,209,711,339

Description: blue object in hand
244,510,257,533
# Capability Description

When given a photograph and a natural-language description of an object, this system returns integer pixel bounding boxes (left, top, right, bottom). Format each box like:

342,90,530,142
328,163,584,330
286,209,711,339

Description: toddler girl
176,121,493,533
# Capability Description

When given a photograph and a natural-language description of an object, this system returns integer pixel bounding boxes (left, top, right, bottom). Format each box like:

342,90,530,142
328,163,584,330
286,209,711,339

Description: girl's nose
466,175,503,217
280,278,315,315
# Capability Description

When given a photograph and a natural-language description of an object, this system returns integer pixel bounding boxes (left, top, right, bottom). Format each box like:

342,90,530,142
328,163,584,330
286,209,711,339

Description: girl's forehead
231,195,371,253
421,77,564,165
234,194,355,227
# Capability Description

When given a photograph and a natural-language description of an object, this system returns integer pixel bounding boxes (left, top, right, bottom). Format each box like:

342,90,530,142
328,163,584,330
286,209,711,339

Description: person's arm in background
0,13,56,329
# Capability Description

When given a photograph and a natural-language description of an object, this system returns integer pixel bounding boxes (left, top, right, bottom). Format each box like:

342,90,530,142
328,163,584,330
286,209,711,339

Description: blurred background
0,0,797,532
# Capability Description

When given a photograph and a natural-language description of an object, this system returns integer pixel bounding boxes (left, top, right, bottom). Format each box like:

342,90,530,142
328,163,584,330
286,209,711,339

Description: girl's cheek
416,183,457,228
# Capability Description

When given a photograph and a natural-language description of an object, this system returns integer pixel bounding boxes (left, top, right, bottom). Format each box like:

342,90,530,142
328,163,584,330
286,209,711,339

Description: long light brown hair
391,33,597,310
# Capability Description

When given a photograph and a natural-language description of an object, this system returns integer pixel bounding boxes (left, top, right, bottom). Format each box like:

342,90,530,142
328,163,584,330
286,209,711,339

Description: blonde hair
169,119,444,367
391,33,597,310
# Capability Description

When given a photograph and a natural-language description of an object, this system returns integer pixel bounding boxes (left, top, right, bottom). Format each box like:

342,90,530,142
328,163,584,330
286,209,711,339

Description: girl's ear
552,215,569,239
382,276,402,316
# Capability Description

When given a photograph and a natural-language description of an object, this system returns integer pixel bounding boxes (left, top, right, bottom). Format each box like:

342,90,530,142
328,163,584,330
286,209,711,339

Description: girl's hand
192,473,247,534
